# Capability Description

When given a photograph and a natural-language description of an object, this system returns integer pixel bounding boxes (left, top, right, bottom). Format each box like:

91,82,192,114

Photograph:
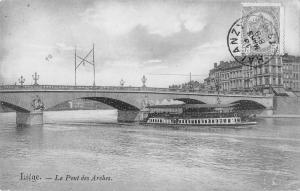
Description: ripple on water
0,111,299,191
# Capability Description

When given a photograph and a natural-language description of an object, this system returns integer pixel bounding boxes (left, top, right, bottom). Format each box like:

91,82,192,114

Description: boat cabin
147,117,242,125
147,103,236,117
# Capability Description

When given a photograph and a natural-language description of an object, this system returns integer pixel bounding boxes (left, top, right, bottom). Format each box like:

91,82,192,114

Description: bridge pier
16,111,43,126
117,110,148,123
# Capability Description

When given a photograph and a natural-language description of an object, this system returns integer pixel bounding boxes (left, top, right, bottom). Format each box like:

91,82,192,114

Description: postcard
0,0,300,190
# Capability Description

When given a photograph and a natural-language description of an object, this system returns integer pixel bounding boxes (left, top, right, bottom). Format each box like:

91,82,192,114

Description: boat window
220,119,222,124
223,119,226,123
202,120,204,123
208,119,211,123
198,120,201,124
228,119,231,123
205,120,207,124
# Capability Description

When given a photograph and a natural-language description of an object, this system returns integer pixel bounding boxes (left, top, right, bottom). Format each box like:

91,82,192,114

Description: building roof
282,54,300,63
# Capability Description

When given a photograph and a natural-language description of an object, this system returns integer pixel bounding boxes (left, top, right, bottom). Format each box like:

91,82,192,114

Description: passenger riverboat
144,104,257,127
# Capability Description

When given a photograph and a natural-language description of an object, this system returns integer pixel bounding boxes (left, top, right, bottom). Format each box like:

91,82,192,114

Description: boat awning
146,104,185,108
183,104,236,109
147,103,236,109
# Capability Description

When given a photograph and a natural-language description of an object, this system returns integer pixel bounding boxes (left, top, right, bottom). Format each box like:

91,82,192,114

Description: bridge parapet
0,85,271,97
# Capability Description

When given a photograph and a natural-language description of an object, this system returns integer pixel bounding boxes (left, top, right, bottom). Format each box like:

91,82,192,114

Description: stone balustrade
0,85,269,97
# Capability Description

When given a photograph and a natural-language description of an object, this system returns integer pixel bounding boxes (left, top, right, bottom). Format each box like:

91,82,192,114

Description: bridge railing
0,85,269,97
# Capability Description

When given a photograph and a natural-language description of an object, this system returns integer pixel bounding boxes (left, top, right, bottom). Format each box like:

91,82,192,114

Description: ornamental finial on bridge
120,79,125,87
141,75,147,87
18,76,25,86
32,72,40,85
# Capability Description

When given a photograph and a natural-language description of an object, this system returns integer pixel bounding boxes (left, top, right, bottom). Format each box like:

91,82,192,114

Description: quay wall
273,96,300,115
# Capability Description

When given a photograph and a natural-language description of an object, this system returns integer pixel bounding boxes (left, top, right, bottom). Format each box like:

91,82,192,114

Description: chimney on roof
214,63,217,68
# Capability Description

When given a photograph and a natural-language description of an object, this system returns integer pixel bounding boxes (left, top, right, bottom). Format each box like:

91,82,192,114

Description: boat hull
141,121,257,128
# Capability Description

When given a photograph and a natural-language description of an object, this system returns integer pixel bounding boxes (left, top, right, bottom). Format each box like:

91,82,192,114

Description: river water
0,110,299,191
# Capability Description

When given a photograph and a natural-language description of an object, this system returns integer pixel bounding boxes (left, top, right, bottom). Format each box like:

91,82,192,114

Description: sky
0,0,299,87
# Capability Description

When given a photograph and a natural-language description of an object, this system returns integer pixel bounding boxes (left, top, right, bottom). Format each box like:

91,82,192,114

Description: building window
259,77,262,85
265,77,269,85
265,67,269,74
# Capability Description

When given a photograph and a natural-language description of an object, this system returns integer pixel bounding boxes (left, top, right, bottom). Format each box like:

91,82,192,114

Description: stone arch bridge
0,85,273,125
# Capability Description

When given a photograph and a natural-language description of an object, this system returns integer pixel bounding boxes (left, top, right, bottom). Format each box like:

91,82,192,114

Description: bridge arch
46,97,140,111
0,101,30,112
230,100,266,110
174,98,206,104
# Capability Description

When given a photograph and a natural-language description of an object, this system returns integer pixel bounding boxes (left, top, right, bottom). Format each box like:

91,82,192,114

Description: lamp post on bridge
141,75,147,88
32,72,40,85
18,76,25,86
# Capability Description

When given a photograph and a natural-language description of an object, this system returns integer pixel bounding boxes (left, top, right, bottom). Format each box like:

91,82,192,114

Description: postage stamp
227,3,283,67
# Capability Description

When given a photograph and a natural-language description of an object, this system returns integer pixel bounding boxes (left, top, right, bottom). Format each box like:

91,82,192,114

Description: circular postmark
227,13,279,67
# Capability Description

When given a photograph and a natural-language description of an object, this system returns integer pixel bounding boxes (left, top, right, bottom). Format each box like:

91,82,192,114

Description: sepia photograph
0,0,300,190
